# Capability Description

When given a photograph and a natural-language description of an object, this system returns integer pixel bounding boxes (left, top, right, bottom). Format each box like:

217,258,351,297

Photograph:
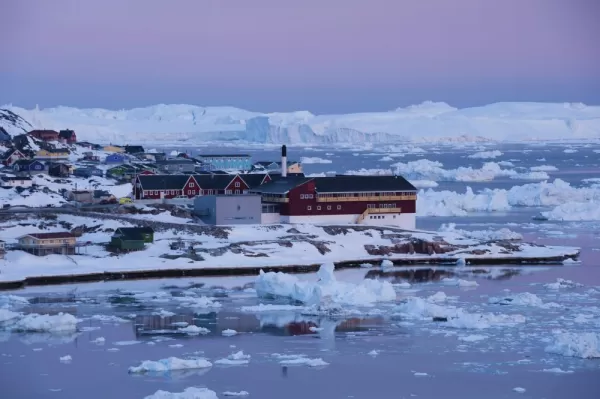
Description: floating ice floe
541,200,600,221
488,292,559,308
441,278,479,288
513,387,526,393
222,392,249,397
541,368,574,374
255,263,396,307
439,223,522,241
0,311,78,333
530,165,558,172
276,354,329,367
59,355,72,363
152,309,176,317
368,350,380,356
240,304,305,312
129,357,213,373
215,351,250,366
222,329,238,337
178,325,210,335
545,332,600,359
394,297,526,329
458,334,488,342
544,278,583,290
144,387,218,399
92,337,105,344
467,150,503,159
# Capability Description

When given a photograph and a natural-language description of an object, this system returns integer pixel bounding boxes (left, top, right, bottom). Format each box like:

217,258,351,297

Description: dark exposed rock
278,240,293,247
433,317,448,322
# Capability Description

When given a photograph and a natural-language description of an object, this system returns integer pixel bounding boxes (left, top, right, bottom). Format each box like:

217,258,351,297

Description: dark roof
239,173,268,189
114,227,147,241
93,190,112,198
45,147,70,153
124,145,144,154
59,129,75,139
1,176,32,182
49,162,68,168
28,129,59,135
251,175,417,194
137,174,192,190
198,154,250,158
269,172,305,179
156,159,194,165
253,161,277,167
313,175,417,193
193,174,235,190
22,232,76,240
13,159,42,166
250,176,313,194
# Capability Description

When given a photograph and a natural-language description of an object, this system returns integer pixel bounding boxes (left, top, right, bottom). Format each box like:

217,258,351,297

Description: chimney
281,145,287,178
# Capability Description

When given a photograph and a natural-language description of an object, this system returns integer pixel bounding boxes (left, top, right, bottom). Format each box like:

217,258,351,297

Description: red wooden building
132,173,272,200
28,129,60,141
249,174,417,229
58,129,77,144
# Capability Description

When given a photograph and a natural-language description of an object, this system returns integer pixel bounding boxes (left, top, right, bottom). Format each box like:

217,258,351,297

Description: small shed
48,163,70,177
110,227,155,251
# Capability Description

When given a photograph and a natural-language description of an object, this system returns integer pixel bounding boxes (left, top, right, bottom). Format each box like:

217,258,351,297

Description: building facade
194,194,262,225
197,154,252,171
28,130,59,141
17,232,78,256
132,173,265,200
1,176,33,188
35,148,70,160
250,175,417,229
1,149,27,166
155,159,196,173
105,154,128,164
13,160,46,175
58,129,77,144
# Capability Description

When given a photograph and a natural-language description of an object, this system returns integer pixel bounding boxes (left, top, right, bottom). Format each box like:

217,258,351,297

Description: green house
110,227,154,251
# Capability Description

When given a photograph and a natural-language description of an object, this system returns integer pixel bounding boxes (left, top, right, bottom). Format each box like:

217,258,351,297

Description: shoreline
0,252,579,291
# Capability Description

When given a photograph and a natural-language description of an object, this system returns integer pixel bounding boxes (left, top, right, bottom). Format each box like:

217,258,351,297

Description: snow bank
439,223,522,241
144,387,218,399
545,332,600,359
255,263,396,307
129,357,213,373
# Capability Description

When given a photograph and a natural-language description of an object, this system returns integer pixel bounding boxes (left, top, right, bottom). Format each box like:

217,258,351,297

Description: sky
1,0,599,114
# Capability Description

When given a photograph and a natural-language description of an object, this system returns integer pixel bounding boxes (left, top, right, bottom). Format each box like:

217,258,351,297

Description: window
189,183,195,187
235,182,240,187
188,190,193,195
225,190,232,194
307,206,312,211
337,205,341,210
317,206,321,210
327,205,331,210
235,190,240,194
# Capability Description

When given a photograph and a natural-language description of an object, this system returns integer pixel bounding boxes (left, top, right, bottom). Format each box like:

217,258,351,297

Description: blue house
197,154,252,171
73,167,104,178
13,160,46,175
105,154,128,164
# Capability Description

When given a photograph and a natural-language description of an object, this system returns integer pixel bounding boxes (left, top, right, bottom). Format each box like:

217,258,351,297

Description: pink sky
1,0,599,112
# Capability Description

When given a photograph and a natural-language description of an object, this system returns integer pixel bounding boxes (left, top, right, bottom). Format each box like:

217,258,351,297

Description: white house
1,176,33,188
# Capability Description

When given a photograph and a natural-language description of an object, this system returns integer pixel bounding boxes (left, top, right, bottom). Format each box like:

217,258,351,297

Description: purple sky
1,0,599,113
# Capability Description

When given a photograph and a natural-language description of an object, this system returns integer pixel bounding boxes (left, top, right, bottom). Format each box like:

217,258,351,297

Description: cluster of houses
0,226,156,259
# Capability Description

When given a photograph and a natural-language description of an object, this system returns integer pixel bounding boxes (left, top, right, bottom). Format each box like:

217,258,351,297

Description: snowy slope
3,101,600,144
0,108,33,137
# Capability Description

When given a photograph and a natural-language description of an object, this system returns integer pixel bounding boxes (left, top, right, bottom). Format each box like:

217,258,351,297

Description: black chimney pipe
281,145,287,157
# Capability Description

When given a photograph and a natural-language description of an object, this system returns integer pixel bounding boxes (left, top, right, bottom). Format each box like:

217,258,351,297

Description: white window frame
307,206,312,211
327,205,331,210
235,182,240,187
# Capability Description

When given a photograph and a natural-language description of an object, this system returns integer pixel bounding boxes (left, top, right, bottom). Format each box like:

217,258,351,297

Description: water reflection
364,267,521,283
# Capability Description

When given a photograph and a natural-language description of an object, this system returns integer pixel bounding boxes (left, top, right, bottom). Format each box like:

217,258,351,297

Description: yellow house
34,148,70,160
17,232,78,256
103,145,125,153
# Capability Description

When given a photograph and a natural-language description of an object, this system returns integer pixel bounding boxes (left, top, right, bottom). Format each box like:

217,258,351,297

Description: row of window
141,189,242,196
306,205,342,211
299,194,314,199
318,192,413,197
369,215,396,219
367,203,397,209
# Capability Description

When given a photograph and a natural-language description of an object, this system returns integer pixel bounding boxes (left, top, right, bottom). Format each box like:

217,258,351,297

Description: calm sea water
1,144,599,399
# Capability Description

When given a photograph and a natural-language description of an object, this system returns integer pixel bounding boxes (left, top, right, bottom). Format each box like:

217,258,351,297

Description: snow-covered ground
0,216,578,283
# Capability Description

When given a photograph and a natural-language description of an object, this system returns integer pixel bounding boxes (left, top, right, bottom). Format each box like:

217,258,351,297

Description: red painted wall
281,180,417,216
225,175,249,194
182,176,201,197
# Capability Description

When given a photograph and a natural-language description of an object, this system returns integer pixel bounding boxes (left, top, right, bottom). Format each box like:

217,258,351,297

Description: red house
58,129,77,144
132,173,271,200
249,175,418,229
1,149,27,166
28,129,59,141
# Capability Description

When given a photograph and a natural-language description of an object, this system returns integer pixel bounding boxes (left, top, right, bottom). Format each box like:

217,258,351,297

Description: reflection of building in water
365,268,455,284
261,316,385,336
134,312,218,336
217,311,260,332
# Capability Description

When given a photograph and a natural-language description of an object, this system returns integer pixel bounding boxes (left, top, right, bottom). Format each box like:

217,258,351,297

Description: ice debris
215,351,250,366
545,332,600,359
255,263,396,307
129,357,213,373
144,387,218,399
